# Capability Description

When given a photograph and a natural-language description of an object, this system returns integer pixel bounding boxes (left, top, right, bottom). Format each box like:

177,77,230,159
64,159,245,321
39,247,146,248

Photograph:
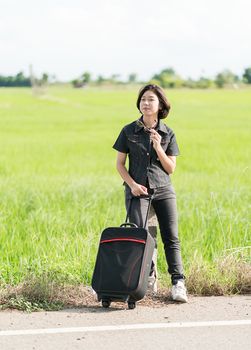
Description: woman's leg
125,196,158,291
152,197,185,284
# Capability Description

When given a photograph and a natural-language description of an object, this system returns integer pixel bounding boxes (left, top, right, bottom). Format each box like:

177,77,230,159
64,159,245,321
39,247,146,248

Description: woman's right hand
130,183,148,197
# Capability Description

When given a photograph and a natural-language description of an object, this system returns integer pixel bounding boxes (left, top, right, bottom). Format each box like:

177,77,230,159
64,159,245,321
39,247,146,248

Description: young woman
113,84,187,302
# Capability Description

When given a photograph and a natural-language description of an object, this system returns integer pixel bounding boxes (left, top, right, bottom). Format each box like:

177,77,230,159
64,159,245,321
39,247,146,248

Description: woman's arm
150,129,176,174
156,151,176,174
116,152,148,196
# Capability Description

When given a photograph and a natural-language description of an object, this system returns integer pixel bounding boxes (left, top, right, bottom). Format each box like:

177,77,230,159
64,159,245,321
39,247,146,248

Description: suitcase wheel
102,300,111,308
128,301,136,310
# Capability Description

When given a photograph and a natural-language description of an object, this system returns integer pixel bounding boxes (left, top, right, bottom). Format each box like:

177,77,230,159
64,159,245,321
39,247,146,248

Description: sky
0,0,250,81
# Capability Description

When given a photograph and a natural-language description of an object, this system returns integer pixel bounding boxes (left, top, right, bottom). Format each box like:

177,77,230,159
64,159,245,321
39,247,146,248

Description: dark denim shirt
113,118,180,189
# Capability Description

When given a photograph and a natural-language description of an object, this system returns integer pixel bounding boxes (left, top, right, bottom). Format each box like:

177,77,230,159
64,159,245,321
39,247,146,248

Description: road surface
0,295,250,350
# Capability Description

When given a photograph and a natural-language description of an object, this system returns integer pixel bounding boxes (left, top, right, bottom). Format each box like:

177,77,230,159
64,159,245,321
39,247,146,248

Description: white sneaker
171,280,188,303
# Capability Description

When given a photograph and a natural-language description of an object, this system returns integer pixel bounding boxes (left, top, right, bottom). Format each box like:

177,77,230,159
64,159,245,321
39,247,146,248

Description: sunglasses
136,119,157,133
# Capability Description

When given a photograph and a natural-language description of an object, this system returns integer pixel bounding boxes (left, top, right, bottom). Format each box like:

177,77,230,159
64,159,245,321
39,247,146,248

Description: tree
110,74,120,83
154,68,175,77
152,67,183,88
215,73,225,88
128,73,137,83
72,71,91,88
183,78,197,89
82,71,91,84
96,75,105,84
196,77,213,89
0,72,31,87
16,71,25,81
72,79,83,88
215,70,237,88
243,67,251,84
41,73,49,84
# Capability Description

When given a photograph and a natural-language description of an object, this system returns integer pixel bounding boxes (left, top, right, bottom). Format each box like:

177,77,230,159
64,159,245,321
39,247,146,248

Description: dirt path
0,295,250,350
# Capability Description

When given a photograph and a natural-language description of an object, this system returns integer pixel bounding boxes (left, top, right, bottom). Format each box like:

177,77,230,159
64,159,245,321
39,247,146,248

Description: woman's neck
142,115,158,128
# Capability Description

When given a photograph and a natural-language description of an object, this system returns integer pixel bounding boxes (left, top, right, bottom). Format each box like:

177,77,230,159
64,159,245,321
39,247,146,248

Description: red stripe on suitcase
100,238,146,244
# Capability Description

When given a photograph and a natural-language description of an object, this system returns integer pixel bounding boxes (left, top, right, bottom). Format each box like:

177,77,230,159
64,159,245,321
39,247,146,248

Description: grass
0,86,250,309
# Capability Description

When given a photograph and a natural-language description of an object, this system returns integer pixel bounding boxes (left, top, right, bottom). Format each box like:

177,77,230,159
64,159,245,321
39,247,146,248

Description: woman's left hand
150,129,161,150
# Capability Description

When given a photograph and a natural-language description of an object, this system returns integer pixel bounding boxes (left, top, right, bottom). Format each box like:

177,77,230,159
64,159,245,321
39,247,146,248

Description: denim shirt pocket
127,134,144,158
128,135,140,143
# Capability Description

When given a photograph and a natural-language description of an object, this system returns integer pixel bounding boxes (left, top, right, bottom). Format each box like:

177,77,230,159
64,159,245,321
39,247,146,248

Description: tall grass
0,87,250,298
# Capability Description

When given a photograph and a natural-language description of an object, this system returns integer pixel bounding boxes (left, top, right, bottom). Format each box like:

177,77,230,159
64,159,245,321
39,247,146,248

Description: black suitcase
91,196,155,309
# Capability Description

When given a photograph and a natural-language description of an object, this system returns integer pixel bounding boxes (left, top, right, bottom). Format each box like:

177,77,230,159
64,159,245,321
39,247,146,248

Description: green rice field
0,86,250,298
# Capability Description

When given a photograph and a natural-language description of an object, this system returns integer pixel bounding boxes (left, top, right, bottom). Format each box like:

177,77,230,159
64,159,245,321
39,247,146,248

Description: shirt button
147,152,149,156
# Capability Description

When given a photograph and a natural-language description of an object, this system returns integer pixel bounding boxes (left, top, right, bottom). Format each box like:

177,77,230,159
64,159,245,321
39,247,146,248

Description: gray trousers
125,186,185,284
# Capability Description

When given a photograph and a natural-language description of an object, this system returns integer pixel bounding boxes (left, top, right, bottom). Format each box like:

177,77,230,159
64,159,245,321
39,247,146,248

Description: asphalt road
0,295,250,350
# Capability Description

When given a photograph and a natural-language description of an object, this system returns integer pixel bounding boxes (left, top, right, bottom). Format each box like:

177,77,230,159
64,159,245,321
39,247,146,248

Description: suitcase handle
125,194,154,229
120,222,138,228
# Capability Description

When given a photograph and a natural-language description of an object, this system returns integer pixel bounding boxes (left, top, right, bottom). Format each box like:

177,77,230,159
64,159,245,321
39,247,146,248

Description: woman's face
140,90,160,117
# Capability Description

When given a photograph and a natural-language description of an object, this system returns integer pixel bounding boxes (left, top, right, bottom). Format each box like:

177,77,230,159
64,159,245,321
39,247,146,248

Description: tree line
72,67,251,88
1,67,251,88
0,72,31,87
0,72,51,87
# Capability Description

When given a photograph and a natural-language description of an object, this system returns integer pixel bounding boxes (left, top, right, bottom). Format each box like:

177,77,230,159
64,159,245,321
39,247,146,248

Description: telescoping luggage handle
121,194,154,230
